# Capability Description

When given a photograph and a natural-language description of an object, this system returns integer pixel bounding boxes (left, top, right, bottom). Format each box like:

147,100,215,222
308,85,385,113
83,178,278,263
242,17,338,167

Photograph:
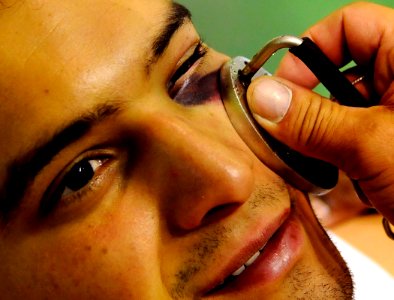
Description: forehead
0,0,170,96
0,0,171,168
0,0,169,72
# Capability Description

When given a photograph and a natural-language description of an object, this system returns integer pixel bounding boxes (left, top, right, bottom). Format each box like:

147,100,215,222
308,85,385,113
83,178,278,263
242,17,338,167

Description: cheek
191,101,244,145
1,193,165,298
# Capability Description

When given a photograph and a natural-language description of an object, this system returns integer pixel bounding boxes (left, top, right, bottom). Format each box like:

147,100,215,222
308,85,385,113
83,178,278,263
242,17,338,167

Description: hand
246,2,394,224
310,172,372,227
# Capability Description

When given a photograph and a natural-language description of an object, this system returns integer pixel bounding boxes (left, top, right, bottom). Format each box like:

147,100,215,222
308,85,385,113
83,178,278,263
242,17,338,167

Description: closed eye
168,40,208,98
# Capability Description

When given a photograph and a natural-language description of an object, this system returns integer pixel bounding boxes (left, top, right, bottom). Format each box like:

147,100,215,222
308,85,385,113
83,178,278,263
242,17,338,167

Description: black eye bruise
173,71,219,106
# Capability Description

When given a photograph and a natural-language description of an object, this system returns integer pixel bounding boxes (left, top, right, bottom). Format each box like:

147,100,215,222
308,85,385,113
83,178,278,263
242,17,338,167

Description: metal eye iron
220,35,368,195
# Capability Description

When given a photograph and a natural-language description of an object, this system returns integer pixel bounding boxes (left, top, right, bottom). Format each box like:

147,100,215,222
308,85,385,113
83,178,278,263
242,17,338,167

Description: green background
177,0,393,74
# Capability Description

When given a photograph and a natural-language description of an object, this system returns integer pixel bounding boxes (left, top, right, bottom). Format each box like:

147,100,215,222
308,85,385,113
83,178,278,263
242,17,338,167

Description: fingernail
248,78,292,123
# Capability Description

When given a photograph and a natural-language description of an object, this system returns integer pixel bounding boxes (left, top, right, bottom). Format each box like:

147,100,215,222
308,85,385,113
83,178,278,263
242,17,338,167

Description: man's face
0,0,352,298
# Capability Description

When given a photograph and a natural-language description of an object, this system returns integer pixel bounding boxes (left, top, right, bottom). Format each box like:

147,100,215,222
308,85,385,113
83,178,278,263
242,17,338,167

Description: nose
137,111,255,231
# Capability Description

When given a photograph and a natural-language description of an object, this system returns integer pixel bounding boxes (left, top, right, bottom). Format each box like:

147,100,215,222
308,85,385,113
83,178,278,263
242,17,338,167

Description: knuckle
285,92,344,155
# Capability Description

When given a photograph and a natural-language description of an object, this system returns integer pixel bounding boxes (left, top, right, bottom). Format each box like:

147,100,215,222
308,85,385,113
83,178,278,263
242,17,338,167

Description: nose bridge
141,110,255,230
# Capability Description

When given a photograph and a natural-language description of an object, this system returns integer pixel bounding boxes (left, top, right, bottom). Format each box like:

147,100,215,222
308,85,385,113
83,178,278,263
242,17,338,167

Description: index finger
275,2,394,93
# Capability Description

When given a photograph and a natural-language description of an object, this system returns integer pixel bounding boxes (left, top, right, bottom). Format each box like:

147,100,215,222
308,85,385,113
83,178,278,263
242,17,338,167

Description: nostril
200,203,240,227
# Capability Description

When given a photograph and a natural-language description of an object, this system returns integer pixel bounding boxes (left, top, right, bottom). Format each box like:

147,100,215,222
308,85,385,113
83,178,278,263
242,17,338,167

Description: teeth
232,265,246,276
245,251,260,266
259,242,267,252
231,250,261,276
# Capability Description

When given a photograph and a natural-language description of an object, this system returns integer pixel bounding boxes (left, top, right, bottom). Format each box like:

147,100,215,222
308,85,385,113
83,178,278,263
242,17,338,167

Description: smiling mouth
205,242,268,295
202,206,303,297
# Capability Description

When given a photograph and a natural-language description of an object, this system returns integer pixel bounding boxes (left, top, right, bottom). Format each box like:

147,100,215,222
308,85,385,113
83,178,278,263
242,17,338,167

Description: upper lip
201,207,291,296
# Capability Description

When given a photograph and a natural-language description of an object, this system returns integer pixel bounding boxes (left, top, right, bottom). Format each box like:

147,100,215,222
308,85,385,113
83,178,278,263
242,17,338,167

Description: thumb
246,76,358,171
247,76,394,224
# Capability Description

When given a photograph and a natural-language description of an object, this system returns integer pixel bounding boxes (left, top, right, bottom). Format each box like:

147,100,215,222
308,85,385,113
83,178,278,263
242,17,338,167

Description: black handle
289,37,369,107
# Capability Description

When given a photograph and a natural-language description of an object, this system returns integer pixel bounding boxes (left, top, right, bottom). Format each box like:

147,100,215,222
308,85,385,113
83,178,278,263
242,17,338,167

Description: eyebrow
0,2,192,223
0,102,123,223
146,1,192,71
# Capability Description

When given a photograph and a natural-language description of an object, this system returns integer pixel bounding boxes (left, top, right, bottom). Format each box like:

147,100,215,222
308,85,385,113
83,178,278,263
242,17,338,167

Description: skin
0,0,352,299
248,2,394,225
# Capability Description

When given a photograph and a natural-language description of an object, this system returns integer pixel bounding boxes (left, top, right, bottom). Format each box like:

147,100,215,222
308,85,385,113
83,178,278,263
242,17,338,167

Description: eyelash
168,40,208,98
40,155,110,216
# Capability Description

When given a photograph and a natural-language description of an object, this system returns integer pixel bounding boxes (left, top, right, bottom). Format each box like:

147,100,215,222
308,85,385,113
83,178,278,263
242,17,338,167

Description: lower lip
218,214,304,295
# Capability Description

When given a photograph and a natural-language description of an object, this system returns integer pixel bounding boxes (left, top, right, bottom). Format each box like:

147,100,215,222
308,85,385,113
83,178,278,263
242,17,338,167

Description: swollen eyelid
168,41,208,94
